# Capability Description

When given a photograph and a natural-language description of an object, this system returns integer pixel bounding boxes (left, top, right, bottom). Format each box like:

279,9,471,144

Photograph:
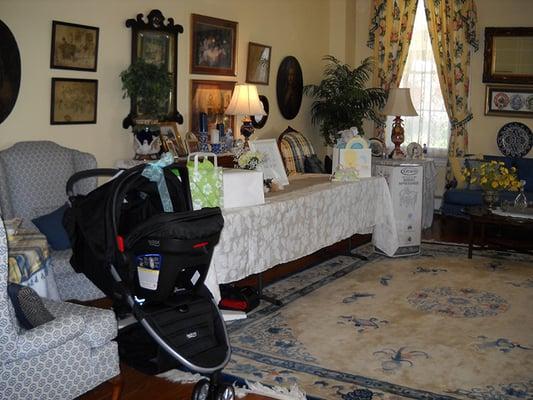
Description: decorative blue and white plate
496,122,533,158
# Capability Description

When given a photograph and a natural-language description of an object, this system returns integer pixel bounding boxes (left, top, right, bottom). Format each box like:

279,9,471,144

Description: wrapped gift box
222,169,265,209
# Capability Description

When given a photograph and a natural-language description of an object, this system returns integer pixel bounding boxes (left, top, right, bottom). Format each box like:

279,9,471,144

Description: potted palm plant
304,56,386,146
120,59,171,159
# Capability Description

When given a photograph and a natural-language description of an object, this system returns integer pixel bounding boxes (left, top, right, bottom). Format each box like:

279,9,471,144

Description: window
386,0,449,157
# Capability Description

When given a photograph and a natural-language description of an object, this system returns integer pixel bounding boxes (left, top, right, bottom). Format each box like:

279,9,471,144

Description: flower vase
482,190,499,209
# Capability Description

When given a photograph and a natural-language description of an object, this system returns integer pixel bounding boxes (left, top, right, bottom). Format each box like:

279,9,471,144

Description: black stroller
64,163,235,400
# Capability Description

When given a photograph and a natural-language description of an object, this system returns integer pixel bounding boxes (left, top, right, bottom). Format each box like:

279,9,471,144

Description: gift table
7,230,60,299
205,174,399,301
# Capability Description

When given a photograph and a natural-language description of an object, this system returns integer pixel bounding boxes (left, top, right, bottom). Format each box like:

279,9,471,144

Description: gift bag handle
188,152,218,170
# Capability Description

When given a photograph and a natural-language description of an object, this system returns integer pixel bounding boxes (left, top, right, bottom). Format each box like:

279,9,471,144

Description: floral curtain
424,0,478,162
368,0,419,140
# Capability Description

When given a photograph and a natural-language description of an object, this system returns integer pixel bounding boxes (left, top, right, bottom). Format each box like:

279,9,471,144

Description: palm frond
304,55,386,145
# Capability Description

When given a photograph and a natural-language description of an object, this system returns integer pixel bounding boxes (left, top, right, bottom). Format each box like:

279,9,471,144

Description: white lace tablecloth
205,175,398,301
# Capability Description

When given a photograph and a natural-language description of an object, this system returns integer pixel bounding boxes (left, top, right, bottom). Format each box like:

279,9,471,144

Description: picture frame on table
159,122,188,157
50,78,97,124
485,85,533,118
190,79,235,134
246,42,271,85
249,138,289,186
185,132,199,153
50,21,99,71
190,14,237,76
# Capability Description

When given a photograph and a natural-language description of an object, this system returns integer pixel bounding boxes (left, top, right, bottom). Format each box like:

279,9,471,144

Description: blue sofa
441,155,533,217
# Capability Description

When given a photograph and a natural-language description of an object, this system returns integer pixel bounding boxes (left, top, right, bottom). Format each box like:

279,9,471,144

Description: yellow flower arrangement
462,161,522,191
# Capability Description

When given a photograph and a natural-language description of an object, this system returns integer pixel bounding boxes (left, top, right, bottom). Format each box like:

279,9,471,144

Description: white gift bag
222,169,265,209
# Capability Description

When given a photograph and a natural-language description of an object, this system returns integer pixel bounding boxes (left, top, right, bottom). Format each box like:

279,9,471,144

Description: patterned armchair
0,141,104,301
0,215,121,400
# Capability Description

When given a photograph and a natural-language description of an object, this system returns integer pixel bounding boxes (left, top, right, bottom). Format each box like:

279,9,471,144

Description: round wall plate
496,122,533,157
252,95,269,129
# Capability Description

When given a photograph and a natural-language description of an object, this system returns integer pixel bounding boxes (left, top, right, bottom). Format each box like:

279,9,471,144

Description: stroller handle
66,168,122,197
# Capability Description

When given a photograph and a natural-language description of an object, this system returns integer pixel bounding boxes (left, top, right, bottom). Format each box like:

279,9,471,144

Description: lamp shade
225,84,266,116
382,88,418,117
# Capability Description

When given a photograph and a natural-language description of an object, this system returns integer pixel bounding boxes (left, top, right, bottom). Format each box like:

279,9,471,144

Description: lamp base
240,117,254,149
390,115,405,159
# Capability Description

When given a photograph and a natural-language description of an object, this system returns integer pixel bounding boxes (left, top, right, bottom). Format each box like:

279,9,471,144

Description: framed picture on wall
159,122,188,157
190,79,235,134
190,14,237,76
485,85,533,118
246,42,272,85
50,21,99,71
50,78,97,124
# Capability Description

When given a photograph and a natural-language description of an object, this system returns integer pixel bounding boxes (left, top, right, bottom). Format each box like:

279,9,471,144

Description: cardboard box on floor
373,163,423,256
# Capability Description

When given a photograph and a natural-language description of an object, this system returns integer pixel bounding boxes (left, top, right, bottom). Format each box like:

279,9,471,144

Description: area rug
220,243,533,400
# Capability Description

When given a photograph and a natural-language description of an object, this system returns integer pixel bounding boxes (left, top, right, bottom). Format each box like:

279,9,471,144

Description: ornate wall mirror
483,27,533,84
123,9,183,128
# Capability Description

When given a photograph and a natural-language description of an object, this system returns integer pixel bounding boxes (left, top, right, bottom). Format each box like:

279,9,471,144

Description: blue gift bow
141,152,175,212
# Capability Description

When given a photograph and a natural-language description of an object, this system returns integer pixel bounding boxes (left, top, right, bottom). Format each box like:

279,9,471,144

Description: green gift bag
186,152,223,210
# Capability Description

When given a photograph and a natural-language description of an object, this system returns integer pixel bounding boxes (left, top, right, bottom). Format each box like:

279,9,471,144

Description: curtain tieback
450,113,473,129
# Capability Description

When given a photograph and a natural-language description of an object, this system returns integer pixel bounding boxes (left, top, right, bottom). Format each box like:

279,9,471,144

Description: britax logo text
148,240,160,247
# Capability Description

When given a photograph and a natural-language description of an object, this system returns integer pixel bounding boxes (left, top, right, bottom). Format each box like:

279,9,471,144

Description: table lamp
382,87,418,159
225,84,266,148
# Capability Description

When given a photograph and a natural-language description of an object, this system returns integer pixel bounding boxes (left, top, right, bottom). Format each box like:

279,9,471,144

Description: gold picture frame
190,14,237,76
190,79,235,134
246,42,271,85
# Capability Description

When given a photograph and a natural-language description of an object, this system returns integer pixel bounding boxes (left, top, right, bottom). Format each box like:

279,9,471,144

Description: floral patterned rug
222,243,533,400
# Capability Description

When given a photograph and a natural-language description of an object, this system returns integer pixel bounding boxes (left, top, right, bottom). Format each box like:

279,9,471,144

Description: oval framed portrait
276,56,303,120
0,20,21,124
252,95,269,129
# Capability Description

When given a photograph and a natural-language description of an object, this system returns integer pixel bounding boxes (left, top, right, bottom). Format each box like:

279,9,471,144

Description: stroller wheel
192,378,210,400
216,384,235,400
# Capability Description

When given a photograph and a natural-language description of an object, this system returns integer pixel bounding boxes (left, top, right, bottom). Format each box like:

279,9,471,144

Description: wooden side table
465,206,533,258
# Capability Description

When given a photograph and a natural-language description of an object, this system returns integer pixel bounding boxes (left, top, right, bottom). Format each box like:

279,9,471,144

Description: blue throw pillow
304,154,325,173
31,204,71,250
7,283,55,330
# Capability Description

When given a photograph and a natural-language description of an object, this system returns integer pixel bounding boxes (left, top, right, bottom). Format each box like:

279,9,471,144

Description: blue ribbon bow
142,152,175,212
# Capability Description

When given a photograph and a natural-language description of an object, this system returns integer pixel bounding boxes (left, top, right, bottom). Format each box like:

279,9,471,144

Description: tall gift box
373,163,423,256
222,169,265,209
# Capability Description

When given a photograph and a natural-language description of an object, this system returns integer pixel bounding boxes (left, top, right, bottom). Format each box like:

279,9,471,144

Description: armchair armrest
14,314,84,360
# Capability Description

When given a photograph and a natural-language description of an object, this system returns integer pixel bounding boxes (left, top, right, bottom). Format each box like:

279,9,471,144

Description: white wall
0,0,330,167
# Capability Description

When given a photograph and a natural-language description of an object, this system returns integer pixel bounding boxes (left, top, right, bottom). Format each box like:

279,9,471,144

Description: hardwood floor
79,214,479,400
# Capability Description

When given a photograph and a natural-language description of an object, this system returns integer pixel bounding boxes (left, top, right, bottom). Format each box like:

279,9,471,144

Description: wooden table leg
468,218,474,259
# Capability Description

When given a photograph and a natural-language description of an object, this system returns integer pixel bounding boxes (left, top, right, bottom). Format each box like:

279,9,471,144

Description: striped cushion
279,131,316,175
